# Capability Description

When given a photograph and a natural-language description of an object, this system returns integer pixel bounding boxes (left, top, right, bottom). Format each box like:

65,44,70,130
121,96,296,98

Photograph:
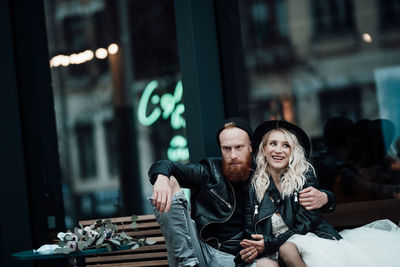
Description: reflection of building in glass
44,0,184,226
239,0,400,140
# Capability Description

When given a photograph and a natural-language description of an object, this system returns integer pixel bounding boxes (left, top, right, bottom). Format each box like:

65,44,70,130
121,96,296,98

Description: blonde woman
239,120,400,267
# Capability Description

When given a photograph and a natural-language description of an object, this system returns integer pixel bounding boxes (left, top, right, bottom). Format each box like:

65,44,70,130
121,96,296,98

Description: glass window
103,120,119,176
311,0,355,37
378,0,400,31
238,0,400,203
44,0,187,226
75,123,97,179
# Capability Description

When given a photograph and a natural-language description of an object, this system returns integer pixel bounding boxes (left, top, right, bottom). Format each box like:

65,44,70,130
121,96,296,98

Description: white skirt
288,220,400,267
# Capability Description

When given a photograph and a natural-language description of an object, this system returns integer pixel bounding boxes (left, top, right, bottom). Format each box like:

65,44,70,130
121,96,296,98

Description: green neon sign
168,135,189,161
138,80,162,126
138,80,185,129
138,80,189,162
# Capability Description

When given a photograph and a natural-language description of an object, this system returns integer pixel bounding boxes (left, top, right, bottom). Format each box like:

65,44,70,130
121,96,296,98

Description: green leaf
104,219,112,225
77,241,85,251
62,247,73,254
145,239,157,245
119,232,132,240
54,247,63,254
131,243,140,250
74,227,82,239
104,244,112,252
130,221,137,229
65,234,72,241
109,239,121,246
96,219,103,225
96,236,105,246
131,215,138,222
106,223,114,230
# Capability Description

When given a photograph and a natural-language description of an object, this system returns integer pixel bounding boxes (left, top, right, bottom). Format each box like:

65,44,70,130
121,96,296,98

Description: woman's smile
264,130,291,174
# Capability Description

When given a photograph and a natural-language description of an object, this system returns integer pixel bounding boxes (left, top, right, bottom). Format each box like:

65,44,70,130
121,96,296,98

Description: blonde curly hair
252,128,315,202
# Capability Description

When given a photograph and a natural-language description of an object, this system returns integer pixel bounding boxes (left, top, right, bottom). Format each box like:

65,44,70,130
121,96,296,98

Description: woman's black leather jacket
245,171,342,256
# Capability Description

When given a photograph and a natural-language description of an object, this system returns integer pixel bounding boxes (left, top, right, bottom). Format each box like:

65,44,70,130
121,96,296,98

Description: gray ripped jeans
149,190,256,267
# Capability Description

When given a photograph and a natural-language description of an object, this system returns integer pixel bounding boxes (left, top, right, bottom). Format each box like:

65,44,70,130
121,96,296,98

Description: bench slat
85,251,168,263
80,214,157,226
85,259,169,267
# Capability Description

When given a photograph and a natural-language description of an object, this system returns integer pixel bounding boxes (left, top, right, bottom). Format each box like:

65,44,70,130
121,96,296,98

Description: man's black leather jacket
148,157,249,255
246,170,342,256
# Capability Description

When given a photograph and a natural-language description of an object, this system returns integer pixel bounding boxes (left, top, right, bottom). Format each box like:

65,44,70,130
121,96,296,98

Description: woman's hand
239,246,258,263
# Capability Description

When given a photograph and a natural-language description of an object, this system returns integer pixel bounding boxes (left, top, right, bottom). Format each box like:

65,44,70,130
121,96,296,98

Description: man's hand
152,175,172,213
299,186,328,210
239,234,265,262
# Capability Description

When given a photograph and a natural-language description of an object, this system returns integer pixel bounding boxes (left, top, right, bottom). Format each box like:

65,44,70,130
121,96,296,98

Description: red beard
222,154,252,183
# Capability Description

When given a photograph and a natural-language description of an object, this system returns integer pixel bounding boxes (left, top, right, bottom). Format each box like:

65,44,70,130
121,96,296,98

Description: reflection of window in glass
63,16,86,51
93,11,111,47
104,120,119,176
249,0,288,46
129,1,180,79
378,0,400,31
75,123,97,179
311,0,355,37
251,1,269,44
242,0,292,70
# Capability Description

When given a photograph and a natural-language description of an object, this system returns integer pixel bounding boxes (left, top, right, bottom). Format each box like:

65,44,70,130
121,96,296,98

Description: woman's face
263,129,291,174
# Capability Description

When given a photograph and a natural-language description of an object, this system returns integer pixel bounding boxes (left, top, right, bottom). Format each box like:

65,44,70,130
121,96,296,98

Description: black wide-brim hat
252,120,311,158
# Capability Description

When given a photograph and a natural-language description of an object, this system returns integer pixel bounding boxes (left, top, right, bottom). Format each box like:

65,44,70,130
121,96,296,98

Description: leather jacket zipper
254,211,275,234
210,189,232,209
200,182,236,245
253,204,259,224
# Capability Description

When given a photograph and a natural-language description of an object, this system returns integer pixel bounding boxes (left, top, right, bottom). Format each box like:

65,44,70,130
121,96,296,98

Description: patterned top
271,213,289,237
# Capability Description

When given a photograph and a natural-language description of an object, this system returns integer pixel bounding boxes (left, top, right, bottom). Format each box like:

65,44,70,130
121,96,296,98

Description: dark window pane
75,123,97,179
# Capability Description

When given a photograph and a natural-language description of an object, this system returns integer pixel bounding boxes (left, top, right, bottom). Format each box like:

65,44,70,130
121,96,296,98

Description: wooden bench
322,198,400,229
79,215,168,267
77,198,400,266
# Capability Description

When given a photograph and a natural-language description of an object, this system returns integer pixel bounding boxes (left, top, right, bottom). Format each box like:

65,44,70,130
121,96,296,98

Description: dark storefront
1,0,400,266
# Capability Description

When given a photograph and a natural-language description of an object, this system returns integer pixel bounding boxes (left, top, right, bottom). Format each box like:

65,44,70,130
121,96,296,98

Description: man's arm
299,169,336,212
299,186,336,212
148,160,207,187
148,160,209,213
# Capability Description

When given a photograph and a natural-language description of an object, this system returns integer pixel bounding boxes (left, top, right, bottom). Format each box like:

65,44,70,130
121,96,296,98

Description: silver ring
247,251,252,256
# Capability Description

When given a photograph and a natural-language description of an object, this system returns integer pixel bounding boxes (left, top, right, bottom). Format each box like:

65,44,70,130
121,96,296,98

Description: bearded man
148,117,335,267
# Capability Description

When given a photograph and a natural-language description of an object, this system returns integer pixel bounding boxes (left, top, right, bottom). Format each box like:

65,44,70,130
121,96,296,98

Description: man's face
219,127,252,183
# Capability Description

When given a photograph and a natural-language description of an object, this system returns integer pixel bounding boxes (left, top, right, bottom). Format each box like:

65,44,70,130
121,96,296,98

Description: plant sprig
54,215,154,254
